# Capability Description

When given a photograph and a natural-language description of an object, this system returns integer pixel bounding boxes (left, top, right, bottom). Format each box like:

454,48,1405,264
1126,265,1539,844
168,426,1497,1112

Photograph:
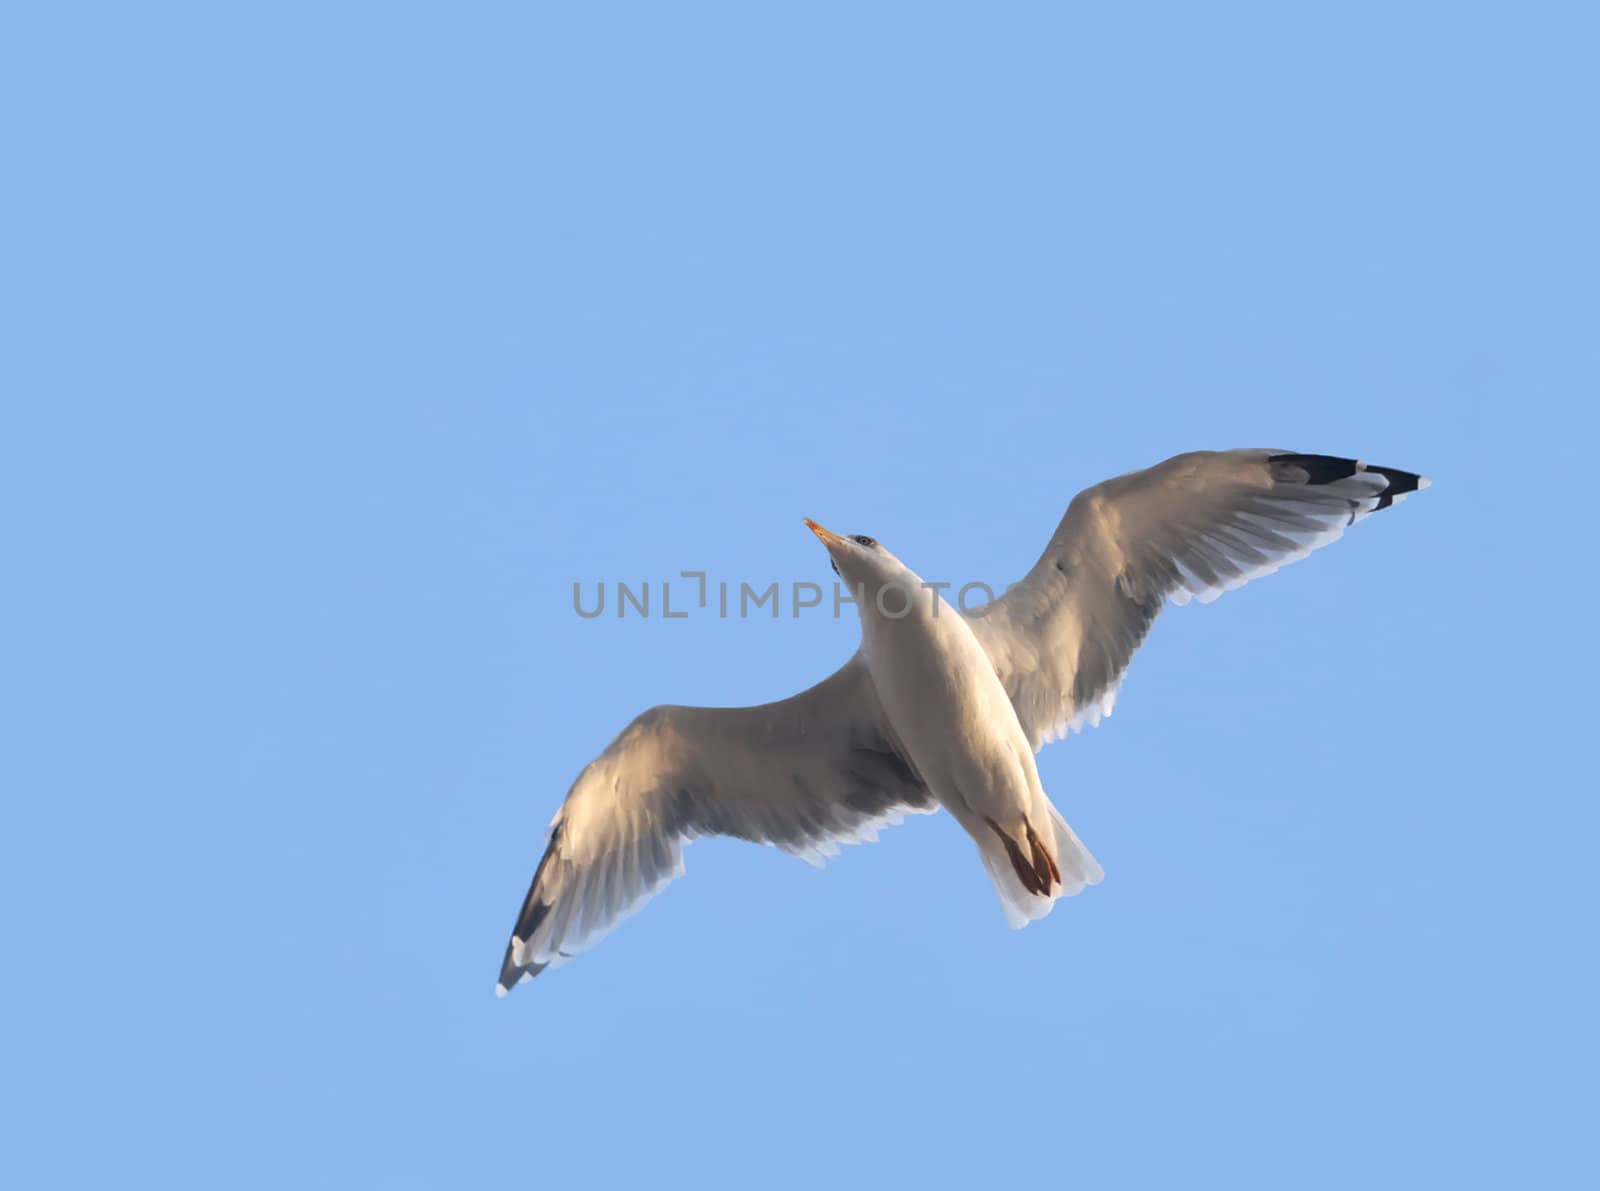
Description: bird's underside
497,449,1428,995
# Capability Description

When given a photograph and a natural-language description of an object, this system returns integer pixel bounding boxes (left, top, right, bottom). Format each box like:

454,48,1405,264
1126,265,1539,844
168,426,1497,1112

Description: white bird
497,449,1428,995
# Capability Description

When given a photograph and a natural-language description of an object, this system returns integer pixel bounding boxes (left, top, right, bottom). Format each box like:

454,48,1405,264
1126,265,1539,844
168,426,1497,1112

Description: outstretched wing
497,655,933,994
966,450,1429,750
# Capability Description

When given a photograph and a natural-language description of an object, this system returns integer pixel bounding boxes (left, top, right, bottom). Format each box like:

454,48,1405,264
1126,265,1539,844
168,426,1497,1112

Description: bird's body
852,555,1100,923
496,449,1430,995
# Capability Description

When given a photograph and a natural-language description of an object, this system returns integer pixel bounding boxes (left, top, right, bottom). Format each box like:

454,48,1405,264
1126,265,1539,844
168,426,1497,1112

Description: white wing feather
966,450,1429,750
497,655,933,993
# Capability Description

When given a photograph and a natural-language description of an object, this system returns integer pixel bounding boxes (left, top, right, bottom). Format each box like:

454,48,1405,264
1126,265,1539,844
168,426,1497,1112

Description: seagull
497,449,1428,995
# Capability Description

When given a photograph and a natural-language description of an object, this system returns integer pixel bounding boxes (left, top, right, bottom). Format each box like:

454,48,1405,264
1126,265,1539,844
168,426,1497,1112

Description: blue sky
6,3,1596,1187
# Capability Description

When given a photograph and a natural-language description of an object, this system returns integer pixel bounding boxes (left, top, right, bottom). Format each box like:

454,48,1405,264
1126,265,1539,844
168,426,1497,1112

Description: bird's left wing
966,449,1429,750
497,654,933,994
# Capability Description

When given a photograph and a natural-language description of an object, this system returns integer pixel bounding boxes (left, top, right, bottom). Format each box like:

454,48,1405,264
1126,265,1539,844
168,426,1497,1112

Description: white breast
857,579,1041,828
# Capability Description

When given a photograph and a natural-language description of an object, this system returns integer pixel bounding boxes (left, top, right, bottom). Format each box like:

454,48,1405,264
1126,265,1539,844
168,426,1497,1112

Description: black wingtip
497,822,564,996
1268,453,1430,511
497,939,550,997
496,900,553,996
1266,452,1362,485
1366,464,1429,510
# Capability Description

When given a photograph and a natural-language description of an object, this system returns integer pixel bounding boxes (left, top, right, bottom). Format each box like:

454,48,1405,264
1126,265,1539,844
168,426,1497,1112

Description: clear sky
6,3,1596,1187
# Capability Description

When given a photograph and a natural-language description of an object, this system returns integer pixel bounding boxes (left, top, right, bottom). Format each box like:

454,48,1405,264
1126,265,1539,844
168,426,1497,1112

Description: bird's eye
851,535,877,548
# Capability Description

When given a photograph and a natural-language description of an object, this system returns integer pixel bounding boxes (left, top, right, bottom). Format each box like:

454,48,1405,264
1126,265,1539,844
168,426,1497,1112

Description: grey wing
966,450,1429,750
496,655,933,994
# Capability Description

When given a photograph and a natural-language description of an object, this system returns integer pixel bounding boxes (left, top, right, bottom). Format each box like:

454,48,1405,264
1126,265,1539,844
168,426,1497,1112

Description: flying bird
497,449,1428,994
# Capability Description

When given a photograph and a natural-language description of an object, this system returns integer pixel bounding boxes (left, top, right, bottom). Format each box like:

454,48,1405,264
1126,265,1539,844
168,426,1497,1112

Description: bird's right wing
966,450,1429,750
496,654,934,994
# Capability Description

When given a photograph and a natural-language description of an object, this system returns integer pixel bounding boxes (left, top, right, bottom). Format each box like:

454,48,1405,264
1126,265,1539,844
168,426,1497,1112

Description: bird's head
804,519,911,595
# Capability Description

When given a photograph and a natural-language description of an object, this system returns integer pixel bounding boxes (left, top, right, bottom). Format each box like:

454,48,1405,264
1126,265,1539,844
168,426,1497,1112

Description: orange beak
804,518,847,548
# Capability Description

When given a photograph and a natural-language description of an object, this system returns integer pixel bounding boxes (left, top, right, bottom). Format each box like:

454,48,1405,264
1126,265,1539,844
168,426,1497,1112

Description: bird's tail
977,803,1103,929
